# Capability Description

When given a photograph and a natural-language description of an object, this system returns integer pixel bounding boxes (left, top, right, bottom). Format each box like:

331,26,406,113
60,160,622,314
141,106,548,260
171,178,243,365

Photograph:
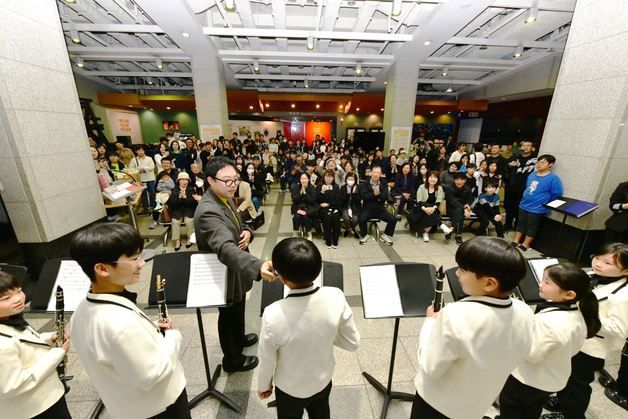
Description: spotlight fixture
380,108,384,111
249,105,254,110
430,111,435,114
225,0,236,12
266,103,270,107
316,104,320,109
70,29,81,44
384,81,387,85
525,2,538,24
253,60,260,73
441,67,448,77
423,40,431,46
446,84,453,93
513,42,523,58
181,32,190,38
146,77,153,85
307,34,315,51
304,79,309,88
391,0,402,17
64,0,76,4
156,58,163,69
166,106,171,110
356,107,360,111
355,64,362,75
291,104,296,108
76,57,84,68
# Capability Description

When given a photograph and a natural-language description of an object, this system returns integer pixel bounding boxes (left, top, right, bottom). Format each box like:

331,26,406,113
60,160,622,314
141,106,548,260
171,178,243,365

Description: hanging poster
390,126,411,152
200,124,223,141
105,109,143,144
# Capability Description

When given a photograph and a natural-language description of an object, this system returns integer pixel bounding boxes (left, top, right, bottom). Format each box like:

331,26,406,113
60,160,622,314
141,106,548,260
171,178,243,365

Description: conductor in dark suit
194,157,274,373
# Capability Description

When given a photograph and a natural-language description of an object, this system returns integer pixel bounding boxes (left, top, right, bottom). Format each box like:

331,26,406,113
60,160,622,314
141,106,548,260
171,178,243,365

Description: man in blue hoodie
512,154,563,251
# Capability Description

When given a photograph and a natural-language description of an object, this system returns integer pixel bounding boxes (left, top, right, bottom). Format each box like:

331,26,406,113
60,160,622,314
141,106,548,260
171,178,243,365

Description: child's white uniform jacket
70,292,186,419
0,324,65,419
512,302,586,392
414,296,534,418
580,277,628,360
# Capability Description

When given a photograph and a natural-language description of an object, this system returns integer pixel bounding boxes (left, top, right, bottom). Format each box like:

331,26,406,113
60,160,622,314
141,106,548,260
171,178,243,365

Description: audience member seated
481,161,502,192
91,146,113,191
317,170,342,249
166,172,198,251
358,166,396,246
108,151,125,173
189,163,205,195
385,154,400,188
439,162,459,191
444,172,475,246
114,141,135,166
290,172,319,240
150,158,178,229
243,163,265,211
408,171,451,242
485,144,507,175
320,158,345,186
464,163,480,199
449,143,467,163
473,179,505,238
234,175,258,223
394,163,418,218
457,153,470,173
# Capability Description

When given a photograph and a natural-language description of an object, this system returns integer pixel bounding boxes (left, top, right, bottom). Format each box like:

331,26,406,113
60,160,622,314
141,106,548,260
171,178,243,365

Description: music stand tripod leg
88,399,105,419
362,318,414,419
187,308,241,413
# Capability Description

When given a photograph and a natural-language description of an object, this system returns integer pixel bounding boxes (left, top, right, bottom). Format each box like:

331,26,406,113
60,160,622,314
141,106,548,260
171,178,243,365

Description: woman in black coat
340,171,361,239
290,172,319,240
317,170,342,248
394,163,418,217
166,172,199,250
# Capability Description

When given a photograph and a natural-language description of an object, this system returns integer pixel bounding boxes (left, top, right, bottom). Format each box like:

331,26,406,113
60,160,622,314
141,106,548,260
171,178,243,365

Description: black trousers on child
617,339,628,396
498,374,550,419
410,392,448,419
474,205,505,237
320,210,341,246
33,395,71,419
556,351,605,419
149,389,192,419
275,381,332,419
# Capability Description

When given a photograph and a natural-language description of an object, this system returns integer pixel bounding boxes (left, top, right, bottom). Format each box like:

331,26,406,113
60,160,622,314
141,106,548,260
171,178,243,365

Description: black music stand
544,197,599,259
359,262,436,419
146,251,240,413
259,261,344,408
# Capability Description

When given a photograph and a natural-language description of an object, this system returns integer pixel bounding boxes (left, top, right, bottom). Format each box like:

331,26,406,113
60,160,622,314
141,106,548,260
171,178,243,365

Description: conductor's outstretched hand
260,260,276,281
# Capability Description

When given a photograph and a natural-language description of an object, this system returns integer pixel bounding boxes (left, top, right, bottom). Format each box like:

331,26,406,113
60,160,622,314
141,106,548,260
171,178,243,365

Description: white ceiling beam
490,0,576,13
417,78,482,85
244,87,366,94
235,74,376,82
62,23,163,33
74,55,191,62
81,71,192,77
447,37,564,49
219,50,394,62
203,27,412,42
116,85,194,91
416,91,458,97
425,56,520,67
224,58,388,67
419,63,508,71
67,46,187,57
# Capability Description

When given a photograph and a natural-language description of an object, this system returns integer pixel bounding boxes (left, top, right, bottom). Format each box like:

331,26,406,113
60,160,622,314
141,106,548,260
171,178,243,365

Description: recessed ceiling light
384,81,387,85
355,64,362,75
128,105,133,108
266,103,270,107
316,104,320,109
249,105,254,110
166,106,171,110
225,0,236,11
291,104,295,108
181,32,190,38
380,108,384,111
356,107,360,111
70,29,81,44
156,58,163,69
76,57,85,68
424,40,431,46
524,4,538,24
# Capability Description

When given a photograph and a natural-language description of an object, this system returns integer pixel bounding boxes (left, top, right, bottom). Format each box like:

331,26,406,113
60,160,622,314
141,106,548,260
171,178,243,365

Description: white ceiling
59,0,575,98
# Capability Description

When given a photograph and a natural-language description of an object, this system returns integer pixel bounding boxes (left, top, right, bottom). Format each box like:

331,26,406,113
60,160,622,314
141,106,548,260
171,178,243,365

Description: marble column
192,55,230,140
539,0,627,231
0,1,105,259
382,54,421,153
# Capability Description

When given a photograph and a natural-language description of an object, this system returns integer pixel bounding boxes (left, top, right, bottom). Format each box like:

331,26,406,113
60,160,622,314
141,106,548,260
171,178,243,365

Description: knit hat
177,172,190,181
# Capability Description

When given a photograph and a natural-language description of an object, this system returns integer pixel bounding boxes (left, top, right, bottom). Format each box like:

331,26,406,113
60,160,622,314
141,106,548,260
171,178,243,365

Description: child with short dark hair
257,238,360,418
444,172,474,245
0,272,72,419
498,262,600,419
474,179,505,238
411,237,534,418
69,223,190,419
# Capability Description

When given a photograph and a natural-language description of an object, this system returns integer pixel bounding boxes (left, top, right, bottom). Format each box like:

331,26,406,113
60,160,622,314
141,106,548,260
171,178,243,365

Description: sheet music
186,254,227,307
359,265,403,318
283,271,323,298
46,261,91,312
546,199,566,209
529,258,559,284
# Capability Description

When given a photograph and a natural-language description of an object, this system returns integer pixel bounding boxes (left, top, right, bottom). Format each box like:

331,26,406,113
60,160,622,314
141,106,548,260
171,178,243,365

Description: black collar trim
286,287,320,298
86,296,161,333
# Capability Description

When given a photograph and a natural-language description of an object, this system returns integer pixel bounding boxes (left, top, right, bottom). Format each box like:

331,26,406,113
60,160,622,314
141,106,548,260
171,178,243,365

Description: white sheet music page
359,265,403,318
283,271,322,298
186,254,227,307
529,258,559,284
46,260,91,312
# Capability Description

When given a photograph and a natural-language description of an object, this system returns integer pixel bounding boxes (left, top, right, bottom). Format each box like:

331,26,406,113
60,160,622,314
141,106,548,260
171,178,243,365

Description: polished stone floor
25,187,625,418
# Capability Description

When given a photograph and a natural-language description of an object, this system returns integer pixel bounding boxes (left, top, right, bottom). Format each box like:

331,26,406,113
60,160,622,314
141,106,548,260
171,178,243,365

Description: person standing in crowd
511,154,563,251
154,143,170,173
439,161,459,192
358,165,396,246
114,141,135,166
469,143,485,168
449,143,467,163
128,145,156,213
166,172,198,251
317,170,342,249
181,139,198,173
290,172,319,241
108,151,125,172
411,237,534,419
194,157,274,373
604,180,628,243
169,141,186,170
504,140,537,231
340,172,361,239
473,179,505,238
485,144,508,175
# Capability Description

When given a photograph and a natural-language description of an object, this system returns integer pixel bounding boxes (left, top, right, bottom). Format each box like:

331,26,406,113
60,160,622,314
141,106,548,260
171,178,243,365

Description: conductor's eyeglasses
215,177,241,187
109,251,146,266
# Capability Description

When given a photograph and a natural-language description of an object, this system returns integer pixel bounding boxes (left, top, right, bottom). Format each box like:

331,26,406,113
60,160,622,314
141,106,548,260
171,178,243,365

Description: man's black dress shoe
243,333,258,347
223,355,259,373
605,387,628,411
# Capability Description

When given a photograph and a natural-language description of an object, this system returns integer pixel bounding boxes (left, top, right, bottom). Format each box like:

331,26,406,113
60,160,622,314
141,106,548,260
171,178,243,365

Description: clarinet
55,286,71,393
156,275,168,335
433,266,445,312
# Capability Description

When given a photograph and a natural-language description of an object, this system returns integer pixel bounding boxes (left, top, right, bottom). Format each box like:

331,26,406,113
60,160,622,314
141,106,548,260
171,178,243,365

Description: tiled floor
26,187,625,418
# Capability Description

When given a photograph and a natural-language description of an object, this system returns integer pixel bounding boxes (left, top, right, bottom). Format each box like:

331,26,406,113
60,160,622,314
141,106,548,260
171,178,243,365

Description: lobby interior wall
73,75,116,142
138,109,199,142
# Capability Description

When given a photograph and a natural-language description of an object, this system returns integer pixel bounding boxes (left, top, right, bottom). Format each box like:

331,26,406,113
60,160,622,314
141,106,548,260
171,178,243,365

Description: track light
441,67,448,77
446,84,453,93
225,0,236,12
307,34,315,51
156,58,163,69
391,0,402,17
525,2,538,24
355,64,362,75
76,57,84,68
253,60,260,73
146,77,153,85
304,78,309,89
70,29,81,44
513,43,523,58
64,0,76,4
